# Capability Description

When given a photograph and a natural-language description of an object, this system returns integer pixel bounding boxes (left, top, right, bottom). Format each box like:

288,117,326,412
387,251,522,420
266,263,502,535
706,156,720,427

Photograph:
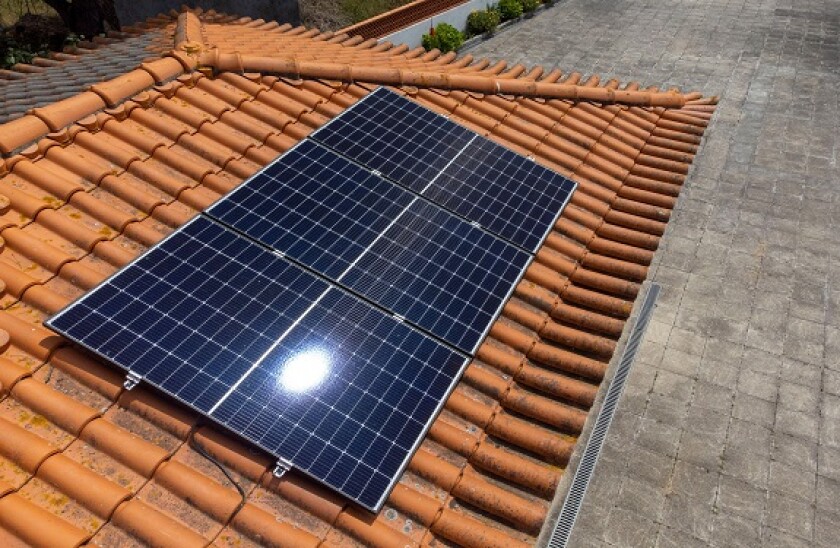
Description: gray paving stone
814,510,840,548
732,392,776,427
766,494,814,541
661,493,715,541
710,512,762,547
655,526,706,548
603,507,659,548
780,358,822,389
824,370,840,396
624,445,675,490
822,393,840,419
775,407,819,443
820,417,840,448
722,443,770,489
615,477,666,522
666,327,707,358
697,358,740,388
768,460,816,503
778,381,820,414
737,369,779,402
658,347,702,378
636,417,682,458
742,347,783,377
644,394,690,427
762,527,814,548
773,432,818,473
717,474,767,522
818,445,840,483
691,380,734,412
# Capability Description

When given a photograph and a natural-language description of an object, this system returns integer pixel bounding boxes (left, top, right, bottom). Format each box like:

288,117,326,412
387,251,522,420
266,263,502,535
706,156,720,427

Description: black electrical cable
190,431,247,517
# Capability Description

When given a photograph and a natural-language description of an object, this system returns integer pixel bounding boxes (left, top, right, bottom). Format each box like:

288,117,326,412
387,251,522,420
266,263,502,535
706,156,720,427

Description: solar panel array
47,87,577,511
311,87,577,252
49,216,468,510
207,140,530,353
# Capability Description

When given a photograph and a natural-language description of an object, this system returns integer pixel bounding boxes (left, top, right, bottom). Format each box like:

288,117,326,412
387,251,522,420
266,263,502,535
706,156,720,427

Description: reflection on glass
279,348,331,392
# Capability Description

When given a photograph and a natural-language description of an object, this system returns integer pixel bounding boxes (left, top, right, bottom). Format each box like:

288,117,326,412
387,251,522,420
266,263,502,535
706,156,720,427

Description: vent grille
547,283,660,547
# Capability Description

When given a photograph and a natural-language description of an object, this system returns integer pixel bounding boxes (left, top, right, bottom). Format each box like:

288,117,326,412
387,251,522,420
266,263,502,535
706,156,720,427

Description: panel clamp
273,458,293,478
371,169,383,177
470,220,482,229
124,372,141,391
392,314,406,323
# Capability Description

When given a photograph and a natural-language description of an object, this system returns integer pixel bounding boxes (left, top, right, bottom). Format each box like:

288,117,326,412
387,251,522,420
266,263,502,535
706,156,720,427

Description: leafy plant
522,0,540,13
421,22,463,53
466,9,501,36
497,0,523,21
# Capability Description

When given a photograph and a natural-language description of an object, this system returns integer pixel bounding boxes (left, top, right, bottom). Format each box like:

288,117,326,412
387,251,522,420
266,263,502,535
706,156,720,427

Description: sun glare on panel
279,348,331,392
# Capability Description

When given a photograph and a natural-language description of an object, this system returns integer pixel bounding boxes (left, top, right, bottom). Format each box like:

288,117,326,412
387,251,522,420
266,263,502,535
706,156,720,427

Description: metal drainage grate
547,283,660,548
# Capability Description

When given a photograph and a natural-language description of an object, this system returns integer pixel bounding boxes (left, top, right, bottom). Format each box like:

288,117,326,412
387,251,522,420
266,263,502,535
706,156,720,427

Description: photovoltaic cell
48,216,330,413
206,140,413,280
212,288,467,510
429,138,578,253
340,199,529,353
311,87,577,252
311,88,473,193
207,140,531,353
46,216,468,511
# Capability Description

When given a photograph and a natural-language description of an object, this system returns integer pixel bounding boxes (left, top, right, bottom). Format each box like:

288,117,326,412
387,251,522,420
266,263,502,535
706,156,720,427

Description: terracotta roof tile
0,8,715,546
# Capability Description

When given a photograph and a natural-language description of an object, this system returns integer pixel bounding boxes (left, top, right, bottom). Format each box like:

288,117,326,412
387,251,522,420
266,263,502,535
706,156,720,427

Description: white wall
382,0,489,48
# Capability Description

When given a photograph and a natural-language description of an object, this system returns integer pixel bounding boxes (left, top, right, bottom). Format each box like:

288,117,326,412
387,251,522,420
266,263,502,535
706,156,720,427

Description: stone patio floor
468,1,840,546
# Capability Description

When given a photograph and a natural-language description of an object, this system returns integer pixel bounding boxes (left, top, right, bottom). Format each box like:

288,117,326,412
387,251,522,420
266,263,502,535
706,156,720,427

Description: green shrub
421,30,437,51
497,0,523,20
522,0,540,12
466,9,501,36
421,22,463,53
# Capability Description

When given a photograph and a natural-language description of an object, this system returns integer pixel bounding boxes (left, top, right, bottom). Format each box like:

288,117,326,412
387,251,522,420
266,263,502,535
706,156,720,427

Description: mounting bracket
124,372,141,391
273,457,293,479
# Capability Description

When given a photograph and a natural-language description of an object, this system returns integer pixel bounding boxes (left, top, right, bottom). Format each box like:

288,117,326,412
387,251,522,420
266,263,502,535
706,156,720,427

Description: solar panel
311,87,577,252
207,140,413,280
310,87,473,192
207,140,531,354
46,216,468,511
428,138,578,253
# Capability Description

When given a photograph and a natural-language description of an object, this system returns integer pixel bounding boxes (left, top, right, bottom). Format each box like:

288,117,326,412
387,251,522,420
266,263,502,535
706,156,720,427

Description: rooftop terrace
469,0,840,545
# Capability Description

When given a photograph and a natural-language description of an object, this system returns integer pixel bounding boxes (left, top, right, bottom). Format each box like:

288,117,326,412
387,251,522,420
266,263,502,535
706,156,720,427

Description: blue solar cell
211,289,466,509
207,141,530,353
428,137,578,253
311,87,473,194
207,140,413,279
340,199,531,353
311,87,577,252
46,216,468,511
48,217,328,413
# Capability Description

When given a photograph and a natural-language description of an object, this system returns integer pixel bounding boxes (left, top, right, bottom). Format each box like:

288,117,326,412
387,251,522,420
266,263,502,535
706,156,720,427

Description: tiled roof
339,0,468,39
0,9,251,126
0,21,171,125
0,9,715,547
